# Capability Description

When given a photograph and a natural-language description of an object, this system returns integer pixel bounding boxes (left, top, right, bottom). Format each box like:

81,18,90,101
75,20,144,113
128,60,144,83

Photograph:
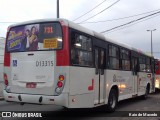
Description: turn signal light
59,75,64,81
4,73,8,86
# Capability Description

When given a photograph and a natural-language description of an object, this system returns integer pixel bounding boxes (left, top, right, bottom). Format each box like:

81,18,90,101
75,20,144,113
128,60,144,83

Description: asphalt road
0,90,160,120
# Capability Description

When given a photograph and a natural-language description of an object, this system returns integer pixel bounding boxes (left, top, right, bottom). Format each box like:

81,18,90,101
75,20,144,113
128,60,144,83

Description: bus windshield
6,22,62,52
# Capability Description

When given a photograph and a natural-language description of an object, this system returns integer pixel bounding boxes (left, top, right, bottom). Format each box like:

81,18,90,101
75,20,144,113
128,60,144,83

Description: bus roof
8,18,152,58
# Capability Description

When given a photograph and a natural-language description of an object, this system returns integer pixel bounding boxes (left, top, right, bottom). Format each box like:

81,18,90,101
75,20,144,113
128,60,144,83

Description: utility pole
57,0,59,18
147,29,156,56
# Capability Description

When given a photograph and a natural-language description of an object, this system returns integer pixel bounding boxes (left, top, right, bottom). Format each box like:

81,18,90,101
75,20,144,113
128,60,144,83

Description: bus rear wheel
106,89,118,112
142,85,149,100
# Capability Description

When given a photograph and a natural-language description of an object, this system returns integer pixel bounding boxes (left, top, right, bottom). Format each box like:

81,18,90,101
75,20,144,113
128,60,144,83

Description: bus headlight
155,78,159,88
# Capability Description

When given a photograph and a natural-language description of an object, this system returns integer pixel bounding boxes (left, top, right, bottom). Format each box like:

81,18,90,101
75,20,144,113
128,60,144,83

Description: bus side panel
138,72,150,95
105,70,133,103
69,66,94,108
68,93,94,108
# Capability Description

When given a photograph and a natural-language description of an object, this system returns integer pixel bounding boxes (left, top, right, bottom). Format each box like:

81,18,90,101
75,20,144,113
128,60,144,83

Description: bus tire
106,89,118,112
142,85,149,100
62,107,69,111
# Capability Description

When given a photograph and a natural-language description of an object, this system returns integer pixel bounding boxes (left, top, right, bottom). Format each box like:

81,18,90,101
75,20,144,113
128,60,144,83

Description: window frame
108,44,120,70
139,55,147,72
120,48,131,71
146,57,151,73
70,29,93,67
6,21,63,53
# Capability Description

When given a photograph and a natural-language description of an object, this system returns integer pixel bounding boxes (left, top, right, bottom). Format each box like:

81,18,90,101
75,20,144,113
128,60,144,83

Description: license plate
26,82,37,88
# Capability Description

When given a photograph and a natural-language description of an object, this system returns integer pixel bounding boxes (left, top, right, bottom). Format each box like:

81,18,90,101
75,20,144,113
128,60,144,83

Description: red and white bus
3,19,155,112
155,59,160,89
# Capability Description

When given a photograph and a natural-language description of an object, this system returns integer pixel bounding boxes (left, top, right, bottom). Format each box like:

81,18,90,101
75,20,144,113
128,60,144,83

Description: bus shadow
153,89,160,94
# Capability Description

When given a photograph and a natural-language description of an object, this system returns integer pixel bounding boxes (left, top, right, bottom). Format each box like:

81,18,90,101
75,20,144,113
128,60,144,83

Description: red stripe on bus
4,52,10,66
4,31,10,67
88,79,94,91
56,25,70,66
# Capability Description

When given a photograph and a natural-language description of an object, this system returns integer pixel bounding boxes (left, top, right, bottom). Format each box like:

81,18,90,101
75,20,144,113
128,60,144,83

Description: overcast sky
0,0,160,58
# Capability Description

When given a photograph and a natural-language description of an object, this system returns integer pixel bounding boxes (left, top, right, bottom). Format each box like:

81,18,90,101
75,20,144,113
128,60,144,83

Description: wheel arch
146,82,150,92
109,85,119,100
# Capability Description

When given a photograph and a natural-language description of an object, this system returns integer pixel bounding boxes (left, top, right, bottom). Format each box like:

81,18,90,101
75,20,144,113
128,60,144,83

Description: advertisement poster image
7,24,39,52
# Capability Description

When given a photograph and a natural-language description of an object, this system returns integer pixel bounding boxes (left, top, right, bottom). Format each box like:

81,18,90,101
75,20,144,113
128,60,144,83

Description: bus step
132,94,138,98
94,102,105,107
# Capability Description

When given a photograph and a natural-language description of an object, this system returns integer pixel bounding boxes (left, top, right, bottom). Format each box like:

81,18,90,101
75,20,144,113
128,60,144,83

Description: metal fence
0,81,4,97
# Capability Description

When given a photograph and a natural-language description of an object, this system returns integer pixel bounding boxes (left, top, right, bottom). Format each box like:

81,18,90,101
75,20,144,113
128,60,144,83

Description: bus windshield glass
6,22,62,52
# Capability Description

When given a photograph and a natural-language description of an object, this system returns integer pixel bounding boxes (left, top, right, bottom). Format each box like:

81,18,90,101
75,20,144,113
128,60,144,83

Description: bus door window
155,59,159,73
100,49,105,75
94,48,105,75
95,48,99,74
132,58,138,75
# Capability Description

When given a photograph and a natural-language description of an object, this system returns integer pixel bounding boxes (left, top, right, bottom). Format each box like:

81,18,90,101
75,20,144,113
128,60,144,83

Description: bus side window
139,56,146,72
108,45,120,70
120,49,130,70
71,32,93,67
146,57,151,72
155,60,158,72
71,49,81,65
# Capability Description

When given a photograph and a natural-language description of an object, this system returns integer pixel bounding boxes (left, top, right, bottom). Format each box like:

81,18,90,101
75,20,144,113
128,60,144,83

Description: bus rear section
3,21,69,106
155,59,160,89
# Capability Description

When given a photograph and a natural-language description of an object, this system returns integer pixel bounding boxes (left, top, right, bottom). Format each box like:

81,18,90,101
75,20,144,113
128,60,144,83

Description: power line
78,0,120,24
79,9,160,24
73,0,107,21
100,11,160,34
103,13,160,34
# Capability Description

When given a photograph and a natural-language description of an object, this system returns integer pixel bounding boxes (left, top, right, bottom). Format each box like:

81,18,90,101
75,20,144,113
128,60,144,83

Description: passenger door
132,56,138,95
151,58,155,92
94,47,105,104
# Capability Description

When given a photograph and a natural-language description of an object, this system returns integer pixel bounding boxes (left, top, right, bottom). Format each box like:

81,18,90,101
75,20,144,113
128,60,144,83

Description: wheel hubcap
110,94,116,108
